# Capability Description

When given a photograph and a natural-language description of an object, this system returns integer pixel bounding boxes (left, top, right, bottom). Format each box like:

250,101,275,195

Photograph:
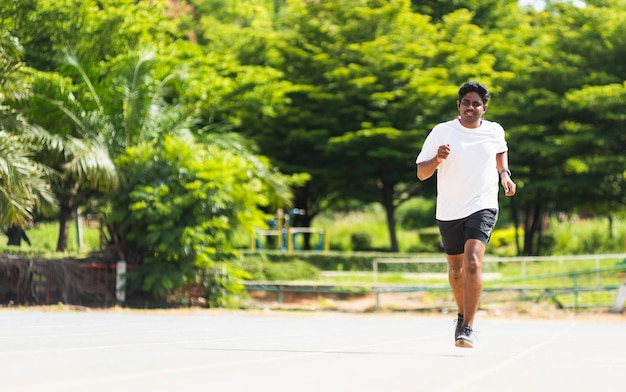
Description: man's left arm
496,151,516,196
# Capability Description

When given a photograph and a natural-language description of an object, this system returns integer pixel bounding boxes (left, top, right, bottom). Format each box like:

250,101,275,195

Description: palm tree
27,49,194,252
27,67,119,252
0,31,55,228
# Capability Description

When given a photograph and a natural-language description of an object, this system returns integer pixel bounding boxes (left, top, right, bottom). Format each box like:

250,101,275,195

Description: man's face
457,91,487,127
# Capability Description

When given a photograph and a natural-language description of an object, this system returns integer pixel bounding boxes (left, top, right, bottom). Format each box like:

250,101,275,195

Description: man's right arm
417,157,440,181
417,143,450,181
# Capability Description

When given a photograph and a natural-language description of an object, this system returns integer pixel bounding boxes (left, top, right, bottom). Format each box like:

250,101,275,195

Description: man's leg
460,239,486,328
446,253,465,315
447,253,466,339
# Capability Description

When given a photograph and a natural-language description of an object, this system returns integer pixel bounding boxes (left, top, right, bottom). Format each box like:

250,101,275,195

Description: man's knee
464,241,485,274
447,255,464,278
463,256,482,275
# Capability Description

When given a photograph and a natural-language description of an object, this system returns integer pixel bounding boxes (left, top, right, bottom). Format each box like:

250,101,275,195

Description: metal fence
244,254,626,312
372,253,626,311
0,256,119,307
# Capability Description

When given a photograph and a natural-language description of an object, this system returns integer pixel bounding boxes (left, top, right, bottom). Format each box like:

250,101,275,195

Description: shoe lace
461,326,479,342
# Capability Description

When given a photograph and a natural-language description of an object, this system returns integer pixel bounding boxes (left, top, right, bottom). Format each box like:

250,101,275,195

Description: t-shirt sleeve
416,130,438,164
497,125,508,153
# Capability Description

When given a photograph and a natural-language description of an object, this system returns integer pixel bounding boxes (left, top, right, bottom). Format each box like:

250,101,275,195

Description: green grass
312,204,394,251
0,220,102,257
318,262,625,287
312,204,626,255
320,271,448,285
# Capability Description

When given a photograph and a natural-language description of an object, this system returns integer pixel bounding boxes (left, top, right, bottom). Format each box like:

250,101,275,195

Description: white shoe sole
455,338,475,348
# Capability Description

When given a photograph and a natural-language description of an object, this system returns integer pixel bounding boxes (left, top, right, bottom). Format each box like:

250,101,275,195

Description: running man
415,81,516,348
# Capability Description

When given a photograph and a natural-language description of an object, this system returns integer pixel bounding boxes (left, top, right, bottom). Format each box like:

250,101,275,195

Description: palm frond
65,51,103,111
61,136,119,191
0,131,56,226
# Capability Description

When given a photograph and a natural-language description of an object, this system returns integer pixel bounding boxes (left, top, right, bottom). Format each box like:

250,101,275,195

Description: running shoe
455,326,476,348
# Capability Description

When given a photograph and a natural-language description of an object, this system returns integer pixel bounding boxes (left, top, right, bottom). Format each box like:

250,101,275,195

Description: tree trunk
510,197,522,256
300,214,313,251
56,204,73,252
381,181,399,253
293,186,315,251
522,201,544,256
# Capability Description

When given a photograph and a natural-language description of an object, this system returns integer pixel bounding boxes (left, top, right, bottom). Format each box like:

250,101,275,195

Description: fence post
373,260,380,311
323,229,330,252
573,275,578,311
116,261,126,304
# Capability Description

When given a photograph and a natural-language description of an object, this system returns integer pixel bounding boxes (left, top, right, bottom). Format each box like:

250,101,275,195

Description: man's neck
457,116,482,129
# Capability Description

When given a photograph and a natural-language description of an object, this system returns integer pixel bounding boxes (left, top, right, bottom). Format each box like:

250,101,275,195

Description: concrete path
1,309,624,392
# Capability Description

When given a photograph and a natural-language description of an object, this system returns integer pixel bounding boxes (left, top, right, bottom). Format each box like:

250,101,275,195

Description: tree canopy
2,0,626,302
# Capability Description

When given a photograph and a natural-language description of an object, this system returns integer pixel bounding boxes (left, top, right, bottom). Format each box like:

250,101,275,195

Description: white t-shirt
416,118,508,221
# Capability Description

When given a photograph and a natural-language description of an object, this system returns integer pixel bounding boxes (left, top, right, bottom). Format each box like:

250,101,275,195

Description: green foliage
2,0,179,72
0,220,101,256
198,263,250,308
110,134,289,300
233,255,320,281
395,197,436,230
414,227,443,253
489,226,520,257
549,216,626,255
313,204,390,251
0,32,56,228
242,250,376,272
312,207,626,259
244,250,448,274
350,232,372,251
3,0,626,276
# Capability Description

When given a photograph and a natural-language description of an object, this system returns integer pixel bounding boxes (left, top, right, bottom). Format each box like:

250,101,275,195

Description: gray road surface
1,309,624,392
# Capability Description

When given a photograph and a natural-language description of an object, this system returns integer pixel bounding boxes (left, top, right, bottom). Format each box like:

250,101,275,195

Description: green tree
27,66,119,252
410,0,522,26
246,0,438,250
551,2,626,233
0,31,55,228
230,1,514,251
111,135,291,302
1,0,180,72
4,0,184,251
493,1,626,254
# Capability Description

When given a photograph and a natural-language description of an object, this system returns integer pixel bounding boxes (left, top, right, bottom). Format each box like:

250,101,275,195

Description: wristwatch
499,169,512,178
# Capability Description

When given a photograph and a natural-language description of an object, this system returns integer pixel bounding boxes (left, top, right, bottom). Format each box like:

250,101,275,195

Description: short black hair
458,81,490,105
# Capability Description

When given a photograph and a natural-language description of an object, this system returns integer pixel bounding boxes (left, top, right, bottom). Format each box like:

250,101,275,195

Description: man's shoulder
481,118,504,130
433,119,459,131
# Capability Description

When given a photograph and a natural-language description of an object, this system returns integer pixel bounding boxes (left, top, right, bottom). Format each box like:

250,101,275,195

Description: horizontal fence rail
371,254,626,311
245,254,626,312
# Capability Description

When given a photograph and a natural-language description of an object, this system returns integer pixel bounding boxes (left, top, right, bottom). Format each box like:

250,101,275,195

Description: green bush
549,216,626,255
233,255,320,281
416,227,442,252
395,197,436,230
351,232,372,251
240,250,446,273
489,226,519,256
313,204,390,251
110,135,288,302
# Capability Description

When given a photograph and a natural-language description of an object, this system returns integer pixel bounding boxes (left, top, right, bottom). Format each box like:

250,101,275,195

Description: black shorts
437,208,498,255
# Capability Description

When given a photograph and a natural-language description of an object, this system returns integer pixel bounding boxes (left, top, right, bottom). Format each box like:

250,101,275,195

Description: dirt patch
245,290,626,322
